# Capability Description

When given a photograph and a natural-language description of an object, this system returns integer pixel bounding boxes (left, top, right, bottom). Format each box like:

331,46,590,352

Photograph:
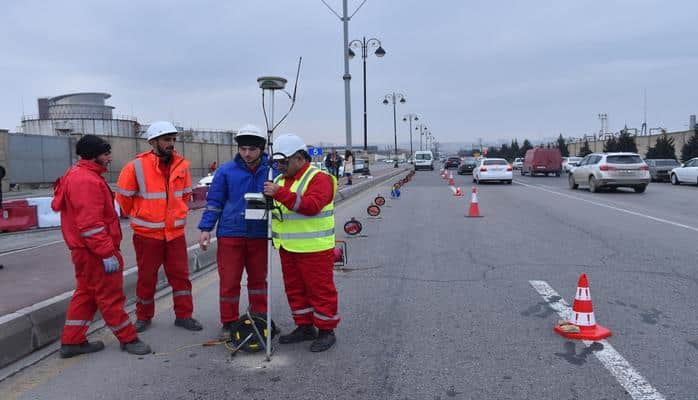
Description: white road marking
514,180,698,233
529,280,666,400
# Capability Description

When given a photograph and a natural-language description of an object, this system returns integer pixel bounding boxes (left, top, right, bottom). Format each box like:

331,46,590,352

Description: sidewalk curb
0,166,411,379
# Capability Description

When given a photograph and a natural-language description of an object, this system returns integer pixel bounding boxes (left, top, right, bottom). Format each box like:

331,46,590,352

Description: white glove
102,256,119,274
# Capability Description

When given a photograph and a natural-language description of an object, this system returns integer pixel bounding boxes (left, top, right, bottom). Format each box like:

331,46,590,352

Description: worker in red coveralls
263,133,340,352
116,121,202,333
52,135,150,358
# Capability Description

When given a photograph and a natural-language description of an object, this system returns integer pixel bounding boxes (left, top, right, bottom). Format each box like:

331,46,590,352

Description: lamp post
415,123,427,151
348,37,385,152
402,113,418,162
382,92,406,168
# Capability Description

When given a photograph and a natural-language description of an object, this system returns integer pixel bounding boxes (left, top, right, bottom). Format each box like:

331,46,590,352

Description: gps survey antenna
256,57,302,361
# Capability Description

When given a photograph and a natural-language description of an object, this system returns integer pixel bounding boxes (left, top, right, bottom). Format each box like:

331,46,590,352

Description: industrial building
20,92,235,144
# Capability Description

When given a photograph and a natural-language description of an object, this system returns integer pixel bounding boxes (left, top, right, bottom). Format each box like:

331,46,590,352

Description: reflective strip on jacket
116,151,192,241
271,166,337,252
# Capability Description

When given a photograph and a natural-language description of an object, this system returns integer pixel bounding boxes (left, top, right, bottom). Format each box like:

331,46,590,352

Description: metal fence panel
8,134,72,184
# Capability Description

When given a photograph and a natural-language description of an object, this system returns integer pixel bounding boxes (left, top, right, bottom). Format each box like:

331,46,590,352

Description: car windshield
569,158,582,162
448,157,460,162
462,157,476,163
416,154,431,160
606,155,643,164
483,159,507,165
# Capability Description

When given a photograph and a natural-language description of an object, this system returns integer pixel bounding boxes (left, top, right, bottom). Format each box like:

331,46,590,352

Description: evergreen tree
499,143,511,160
681,131,698,161
645,134,676,159
603,136,618,152
510,139,520,159
616,129,638,152
557,134,569,157
578,140,592,157
521,139,533,157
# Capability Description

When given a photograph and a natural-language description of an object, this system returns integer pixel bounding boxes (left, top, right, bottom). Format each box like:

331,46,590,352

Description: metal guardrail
21,114,138,122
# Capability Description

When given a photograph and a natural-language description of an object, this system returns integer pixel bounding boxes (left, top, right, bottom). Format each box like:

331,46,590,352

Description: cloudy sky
2,0,697,147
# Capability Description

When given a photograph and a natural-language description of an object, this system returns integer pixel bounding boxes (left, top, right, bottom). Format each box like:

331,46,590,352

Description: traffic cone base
553,323,612,341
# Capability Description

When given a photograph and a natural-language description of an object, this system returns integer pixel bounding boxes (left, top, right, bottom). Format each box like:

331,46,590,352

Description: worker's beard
156,143,174,163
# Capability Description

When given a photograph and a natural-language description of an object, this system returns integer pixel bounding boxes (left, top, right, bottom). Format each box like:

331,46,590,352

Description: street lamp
415,123,428,151
348,37,385,152
402,113,418,162
382,92,406,168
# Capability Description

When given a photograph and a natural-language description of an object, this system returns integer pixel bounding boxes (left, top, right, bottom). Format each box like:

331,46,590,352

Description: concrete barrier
0,166,409,370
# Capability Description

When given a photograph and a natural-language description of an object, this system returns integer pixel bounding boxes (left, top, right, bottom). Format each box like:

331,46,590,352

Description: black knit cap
235,135,266,149
76,135,111,159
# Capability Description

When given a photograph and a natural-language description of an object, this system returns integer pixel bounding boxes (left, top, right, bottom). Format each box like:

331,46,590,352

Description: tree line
463,128,698,162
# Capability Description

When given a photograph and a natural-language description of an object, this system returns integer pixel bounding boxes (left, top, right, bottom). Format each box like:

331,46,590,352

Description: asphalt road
1,169,696,399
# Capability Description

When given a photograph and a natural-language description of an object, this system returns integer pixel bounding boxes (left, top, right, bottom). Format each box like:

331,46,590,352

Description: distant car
444,157,461,169
568,152,650,193
512,158,523,170
414,150,434,171
473,158,513,184
669,158,698,185
644,159,680,182
457,157,478,175
522,148,562,176
562,157,583,172
198,172,216,187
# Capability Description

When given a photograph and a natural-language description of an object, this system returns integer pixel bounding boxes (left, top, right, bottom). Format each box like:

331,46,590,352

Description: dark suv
444,157,461,169
457,157,477,175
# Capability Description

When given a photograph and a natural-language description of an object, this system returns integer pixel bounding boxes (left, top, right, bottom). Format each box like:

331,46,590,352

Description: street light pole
348,37,385,152
402,113,418,162
382,92,406,168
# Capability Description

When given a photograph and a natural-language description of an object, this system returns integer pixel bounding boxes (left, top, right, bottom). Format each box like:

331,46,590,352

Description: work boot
279,325,317,344
134,319,151,333
59,340,105,359
175,317,203,331
121,338,152,355
310,330,336,352
219,322,235,341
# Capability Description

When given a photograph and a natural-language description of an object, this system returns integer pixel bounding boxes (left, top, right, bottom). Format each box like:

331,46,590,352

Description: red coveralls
116,152,194,321
273,163,340,330
52,160,137,345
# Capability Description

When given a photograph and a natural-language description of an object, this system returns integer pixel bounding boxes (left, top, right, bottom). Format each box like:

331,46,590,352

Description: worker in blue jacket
198,124,276,340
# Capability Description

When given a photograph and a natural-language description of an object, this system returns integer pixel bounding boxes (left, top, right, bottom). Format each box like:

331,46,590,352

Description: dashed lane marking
529,280,665,400
514,180,698,233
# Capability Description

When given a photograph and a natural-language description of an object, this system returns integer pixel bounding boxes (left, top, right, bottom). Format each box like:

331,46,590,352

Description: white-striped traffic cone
554,273,612,340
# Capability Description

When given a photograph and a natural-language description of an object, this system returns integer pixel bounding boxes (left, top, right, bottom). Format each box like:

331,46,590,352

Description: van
414,150,434,171
522,148,562,176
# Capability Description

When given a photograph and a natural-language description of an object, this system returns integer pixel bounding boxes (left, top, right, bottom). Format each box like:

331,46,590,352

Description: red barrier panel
189,187,208,210
0,204,38,232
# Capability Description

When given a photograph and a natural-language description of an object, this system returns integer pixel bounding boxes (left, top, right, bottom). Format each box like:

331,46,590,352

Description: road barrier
26,197,60,228
554,273,612,340
0,201,38,232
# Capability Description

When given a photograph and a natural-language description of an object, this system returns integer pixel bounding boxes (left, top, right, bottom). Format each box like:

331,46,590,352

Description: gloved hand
102,256,120,274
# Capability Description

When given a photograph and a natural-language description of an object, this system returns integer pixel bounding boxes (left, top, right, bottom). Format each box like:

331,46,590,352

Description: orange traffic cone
453,187,463,197
554,273,612,341
465,187,483,217
448,176,455,186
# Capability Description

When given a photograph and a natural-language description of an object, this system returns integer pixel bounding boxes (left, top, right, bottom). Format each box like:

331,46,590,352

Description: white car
512,158,523,170
562,157,583,172
198,172,215,187
414,150,435,170
473,158,513,184
568,152,650,193
669,157,698,185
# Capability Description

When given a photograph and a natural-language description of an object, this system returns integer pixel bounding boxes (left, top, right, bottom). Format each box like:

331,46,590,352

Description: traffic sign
307,147,323,157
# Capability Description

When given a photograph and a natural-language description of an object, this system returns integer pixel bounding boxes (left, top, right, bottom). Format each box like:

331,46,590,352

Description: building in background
21,92,234,144
22,92,139,137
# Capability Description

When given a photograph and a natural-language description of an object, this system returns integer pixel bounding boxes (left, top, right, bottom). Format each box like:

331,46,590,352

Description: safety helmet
145,121,178,141
235,124,266,148
272,133,307,160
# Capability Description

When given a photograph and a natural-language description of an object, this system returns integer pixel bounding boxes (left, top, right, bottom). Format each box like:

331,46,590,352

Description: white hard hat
145,121,178,141
272,133,307,160
235,124,266,142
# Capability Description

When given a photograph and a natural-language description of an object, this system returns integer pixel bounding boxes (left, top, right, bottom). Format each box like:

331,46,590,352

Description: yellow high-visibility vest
271,165,337,253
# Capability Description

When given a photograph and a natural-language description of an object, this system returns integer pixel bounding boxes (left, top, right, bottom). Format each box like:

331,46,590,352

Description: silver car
568,152,650,193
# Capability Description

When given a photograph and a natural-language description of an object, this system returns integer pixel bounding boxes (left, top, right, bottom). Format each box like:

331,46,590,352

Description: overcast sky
2,0,698,147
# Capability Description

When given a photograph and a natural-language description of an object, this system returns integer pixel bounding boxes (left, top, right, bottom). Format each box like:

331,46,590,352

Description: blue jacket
198,154,276,238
